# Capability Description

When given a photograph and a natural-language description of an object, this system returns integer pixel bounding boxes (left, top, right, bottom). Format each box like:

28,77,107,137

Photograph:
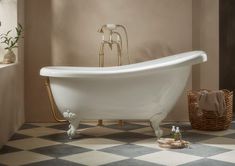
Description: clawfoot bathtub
40,51,207,138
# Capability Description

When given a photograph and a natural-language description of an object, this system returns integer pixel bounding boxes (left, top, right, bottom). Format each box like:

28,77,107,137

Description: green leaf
6,30,12,35
18,23,22,29
0,36,6,40
12,45,18,48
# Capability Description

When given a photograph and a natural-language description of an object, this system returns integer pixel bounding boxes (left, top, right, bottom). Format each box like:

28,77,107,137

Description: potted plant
0,24,23,64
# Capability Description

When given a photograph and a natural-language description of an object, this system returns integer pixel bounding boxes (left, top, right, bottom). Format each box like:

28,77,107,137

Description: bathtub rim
40,50,207,78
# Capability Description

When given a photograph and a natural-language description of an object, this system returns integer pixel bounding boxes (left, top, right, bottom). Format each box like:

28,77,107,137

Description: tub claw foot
150,112,167,139
63,110,80,139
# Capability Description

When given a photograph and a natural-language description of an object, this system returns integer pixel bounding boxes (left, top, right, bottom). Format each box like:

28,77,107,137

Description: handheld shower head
106,24,117,30
98,24,118,33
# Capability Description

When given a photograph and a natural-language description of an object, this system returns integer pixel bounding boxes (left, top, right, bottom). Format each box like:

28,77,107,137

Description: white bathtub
40,51,207,138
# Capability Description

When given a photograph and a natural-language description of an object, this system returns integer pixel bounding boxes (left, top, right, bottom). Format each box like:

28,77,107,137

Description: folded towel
197,90,226,116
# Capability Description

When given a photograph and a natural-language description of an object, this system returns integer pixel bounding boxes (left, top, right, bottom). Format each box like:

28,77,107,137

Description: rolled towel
197,90,226,116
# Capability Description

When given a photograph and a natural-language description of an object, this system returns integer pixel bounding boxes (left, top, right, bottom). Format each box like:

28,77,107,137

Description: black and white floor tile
0,121,235,166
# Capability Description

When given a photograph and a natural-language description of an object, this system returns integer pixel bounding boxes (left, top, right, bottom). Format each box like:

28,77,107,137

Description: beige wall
51,0,192,66
192,0,219,90
0,0,24,147
24,0,218,122
24,0,52,122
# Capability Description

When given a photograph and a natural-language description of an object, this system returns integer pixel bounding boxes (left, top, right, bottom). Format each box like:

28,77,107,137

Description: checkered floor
1,121,235,166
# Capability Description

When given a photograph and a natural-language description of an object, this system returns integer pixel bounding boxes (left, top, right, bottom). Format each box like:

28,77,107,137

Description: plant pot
3,50,16,64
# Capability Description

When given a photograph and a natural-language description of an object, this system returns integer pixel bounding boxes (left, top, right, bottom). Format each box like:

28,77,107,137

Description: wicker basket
188,89,233,131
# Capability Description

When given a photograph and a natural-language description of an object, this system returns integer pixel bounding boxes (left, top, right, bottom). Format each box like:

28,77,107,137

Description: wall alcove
219,0,235,112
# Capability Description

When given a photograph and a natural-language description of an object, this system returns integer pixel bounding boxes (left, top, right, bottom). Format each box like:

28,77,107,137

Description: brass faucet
97,24,129,126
